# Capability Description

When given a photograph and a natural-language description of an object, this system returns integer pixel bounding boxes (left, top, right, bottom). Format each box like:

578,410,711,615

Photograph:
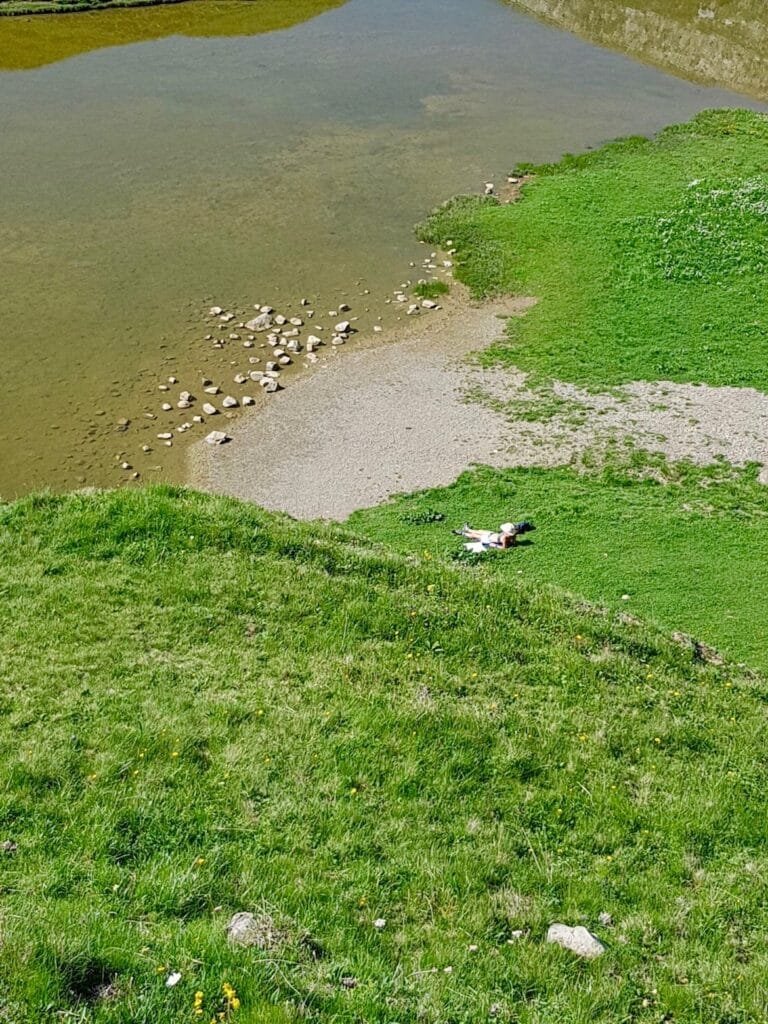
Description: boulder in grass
546,924,605,959
205,431,231,446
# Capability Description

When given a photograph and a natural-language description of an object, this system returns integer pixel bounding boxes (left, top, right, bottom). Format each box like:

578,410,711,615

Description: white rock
177,400,192,409
222,396,238,409
249,370,264,382
220,312,235,323
158,384,169,392
204,386,220,395
422,299,439,309
161,403,172,412
209,306,223,316
278,355,291,366
234,374,248,384
373,325,383,333
263,379,281,393
289,317,303,327
202,403,218,416
407,304,420,316
546,924,605,959
242,395,256,406
179,391,193,402
331,335,346,346
335,321,351,334
306,335,322,352
286,338,302,353
274,314,287,326
157,432,173,440
205,430,230,446
266,361,278,372
485,182,495,195
193,415,204,424
338,302,350,312
245,313,272,333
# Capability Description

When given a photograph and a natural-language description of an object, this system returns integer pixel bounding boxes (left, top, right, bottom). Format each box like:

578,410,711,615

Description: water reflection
0,0,346,70
510,0,768,100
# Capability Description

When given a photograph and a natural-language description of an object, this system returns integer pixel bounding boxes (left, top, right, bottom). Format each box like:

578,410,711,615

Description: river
0,0,764,496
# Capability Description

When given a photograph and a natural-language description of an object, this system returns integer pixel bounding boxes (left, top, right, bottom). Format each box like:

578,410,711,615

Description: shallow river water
0,0,764,497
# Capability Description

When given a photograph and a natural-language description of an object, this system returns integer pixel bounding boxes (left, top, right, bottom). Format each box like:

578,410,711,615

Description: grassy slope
350,457,768,674
1,486,767,1022
418,109,768,390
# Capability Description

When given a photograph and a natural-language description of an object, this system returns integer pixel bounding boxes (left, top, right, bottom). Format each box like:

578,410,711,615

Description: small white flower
165,972,182,988
468,944,479,953
443,966,453,974
373,918,386,930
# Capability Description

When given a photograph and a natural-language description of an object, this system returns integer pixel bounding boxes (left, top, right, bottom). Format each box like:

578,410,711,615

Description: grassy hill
1,486,767,1022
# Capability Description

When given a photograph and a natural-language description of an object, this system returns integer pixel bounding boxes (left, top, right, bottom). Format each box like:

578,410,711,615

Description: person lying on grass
453,521,535,552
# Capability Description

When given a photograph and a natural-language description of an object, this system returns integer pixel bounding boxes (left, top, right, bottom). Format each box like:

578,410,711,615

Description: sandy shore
189,291,768,520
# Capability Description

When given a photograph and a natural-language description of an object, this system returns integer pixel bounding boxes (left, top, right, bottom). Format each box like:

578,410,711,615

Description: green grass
418,109,768,391
412,281,450,300
351,454,768,675
1,485,768,1022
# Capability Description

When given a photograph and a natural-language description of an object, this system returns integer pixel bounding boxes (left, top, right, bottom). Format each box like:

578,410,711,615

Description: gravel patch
189,293,768,520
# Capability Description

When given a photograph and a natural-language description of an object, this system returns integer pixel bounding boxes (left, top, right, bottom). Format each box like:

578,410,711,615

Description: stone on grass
222,396,238,409
546,924,605,959
227,912,287,950
242,395,256,406
335,321,351,334
422,299,439,309
202,403,218,416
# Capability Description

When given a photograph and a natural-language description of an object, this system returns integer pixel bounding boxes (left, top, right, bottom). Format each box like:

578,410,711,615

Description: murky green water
0,0,764,497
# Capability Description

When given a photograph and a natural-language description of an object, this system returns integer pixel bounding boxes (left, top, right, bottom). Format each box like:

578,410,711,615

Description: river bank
0,0,184,15
3,0,763,499
191,108,768,518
